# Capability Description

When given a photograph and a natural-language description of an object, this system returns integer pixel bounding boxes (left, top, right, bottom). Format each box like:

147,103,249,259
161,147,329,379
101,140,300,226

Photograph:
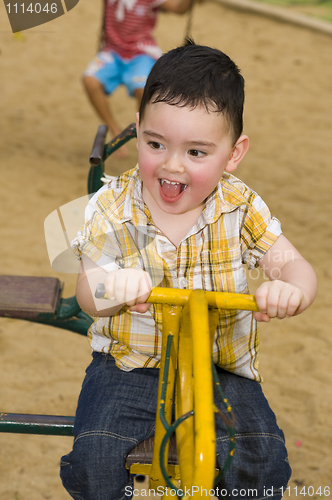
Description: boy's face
136,102,248,217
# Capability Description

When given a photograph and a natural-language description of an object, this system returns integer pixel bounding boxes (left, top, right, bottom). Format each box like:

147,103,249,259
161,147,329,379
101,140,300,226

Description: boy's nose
162,155,185,174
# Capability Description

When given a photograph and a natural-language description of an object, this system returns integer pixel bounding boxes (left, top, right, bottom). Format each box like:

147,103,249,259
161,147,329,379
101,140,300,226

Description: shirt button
178,277,187,288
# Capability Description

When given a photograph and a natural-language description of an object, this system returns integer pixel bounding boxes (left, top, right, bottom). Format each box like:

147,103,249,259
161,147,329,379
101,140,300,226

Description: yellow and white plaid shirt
72,166,281,381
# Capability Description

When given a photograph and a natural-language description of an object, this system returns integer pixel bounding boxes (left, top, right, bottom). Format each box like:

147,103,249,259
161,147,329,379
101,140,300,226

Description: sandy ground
1,0,332,498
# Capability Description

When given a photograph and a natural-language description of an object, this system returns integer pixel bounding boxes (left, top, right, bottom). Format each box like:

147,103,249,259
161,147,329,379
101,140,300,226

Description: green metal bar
0,413,74,436
56,296,83,320
104,123,136,160
6,311,92,336
88,162,104,195
159,339,236,488
32,314,92,336
88,124,108,195
158,334,185,497
159,412,193,498
158,334,195,497
159,334,173,431
32,297,93,335
88,123,137,196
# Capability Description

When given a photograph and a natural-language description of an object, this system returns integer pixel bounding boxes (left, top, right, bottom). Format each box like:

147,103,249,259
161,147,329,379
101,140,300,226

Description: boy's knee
216,433,291,495
60,450,86,499
82,74,104,93
60,435,133,500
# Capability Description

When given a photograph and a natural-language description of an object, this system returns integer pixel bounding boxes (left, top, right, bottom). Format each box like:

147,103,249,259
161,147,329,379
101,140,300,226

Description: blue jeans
60,353,291,500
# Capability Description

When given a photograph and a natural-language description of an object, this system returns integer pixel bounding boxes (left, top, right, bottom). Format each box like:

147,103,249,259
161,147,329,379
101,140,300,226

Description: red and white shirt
102,0,166,60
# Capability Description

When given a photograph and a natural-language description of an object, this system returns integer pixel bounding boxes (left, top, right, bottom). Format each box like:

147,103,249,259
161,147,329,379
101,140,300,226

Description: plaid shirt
72,166,281,381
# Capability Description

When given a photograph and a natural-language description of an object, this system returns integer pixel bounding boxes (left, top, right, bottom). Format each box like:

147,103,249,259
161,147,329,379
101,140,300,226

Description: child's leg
122,54,156,104
214,368,291,499
82,52,128,157
60,352,159,500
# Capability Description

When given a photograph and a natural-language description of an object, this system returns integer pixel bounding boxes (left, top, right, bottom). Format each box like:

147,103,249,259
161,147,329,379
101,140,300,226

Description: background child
61,40,317,499
83,0,193,156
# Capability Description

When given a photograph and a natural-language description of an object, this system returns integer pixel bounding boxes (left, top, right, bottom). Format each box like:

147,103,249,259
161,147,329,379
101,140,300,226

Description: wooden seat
0,275,61,320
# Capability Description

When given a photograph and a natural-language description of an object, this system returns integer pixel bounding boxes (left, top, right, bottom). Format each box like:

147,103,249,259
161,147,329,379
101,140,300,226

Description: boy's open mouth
159,178,187,200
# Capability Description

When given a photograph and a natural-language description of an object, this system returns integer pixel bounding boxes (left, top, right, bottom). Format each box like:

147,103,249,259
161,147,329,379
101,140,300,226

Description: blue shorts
83,51,156,97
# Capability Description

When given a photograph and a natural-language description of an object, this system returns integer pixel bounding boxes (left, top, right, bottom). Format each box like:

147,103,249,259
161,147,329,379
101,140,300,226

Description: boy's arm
76,255,152,317
255,234,317,322
160,0,193,14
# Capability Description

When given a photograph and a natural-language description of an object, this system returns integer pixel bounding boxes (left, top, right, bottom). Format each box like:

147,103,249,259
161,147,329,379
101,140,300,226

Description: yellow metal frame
129,287,258,498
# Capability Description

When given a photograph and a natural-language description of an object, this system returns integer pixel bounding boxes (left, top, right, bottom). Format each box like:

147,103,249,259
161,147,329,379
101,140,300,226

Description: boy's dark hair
139,39,245,144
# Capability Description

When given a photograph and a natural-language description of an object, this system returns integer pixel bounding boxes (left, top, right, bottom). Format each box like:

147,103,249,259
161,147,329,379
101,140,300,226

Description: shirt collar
110,166,248,230
111,166,154,229
202,173,249,225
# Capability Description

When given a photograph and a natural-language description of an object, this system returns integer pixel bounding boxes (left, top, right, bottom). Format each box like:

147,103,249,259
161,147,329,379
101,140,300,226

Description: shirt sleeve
240,191,282,270
71,187,121,273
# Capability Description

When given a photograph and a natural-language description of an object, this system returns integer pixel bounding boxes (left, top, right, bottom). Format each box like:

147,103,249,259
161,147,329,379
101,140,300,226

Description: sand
0,0,332,498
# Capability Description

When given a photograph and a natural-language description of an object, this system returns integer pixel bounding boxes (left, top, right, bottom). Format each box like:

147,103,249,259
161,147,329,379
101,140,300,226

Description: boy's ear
225,135,249,173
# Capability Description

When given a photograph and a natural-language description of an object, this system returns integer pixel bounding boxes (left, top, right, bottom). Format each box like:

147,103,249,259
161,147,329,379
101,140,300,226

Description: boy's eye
188,149,206,158
148,141,164,150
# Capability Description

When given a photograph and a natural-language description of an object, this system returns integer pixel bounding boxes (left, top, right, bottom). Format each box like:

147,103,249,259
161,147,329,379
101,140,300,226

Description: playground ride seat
0,125,135,436
0,274,92,436
0,125,133,436
0,274,92,335
94,283,258,495
0,125,259,497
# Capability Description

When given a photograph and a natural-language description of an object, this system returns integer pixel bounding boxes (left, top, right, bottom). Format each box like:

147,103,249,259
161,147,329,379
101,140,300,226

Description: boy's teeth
160,179,180,186
160,179,187,188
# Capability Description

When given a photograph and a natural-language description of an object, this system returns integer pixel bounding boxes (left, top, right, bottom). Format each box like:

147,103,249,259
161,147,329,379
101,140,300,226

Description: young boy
61,41,317,499
82,0,193,157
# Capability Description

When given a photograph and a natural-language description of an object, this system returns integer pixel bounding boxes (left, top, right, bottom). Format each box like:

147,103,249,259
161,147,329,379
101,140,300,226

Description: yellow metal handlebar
147,287,259,311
